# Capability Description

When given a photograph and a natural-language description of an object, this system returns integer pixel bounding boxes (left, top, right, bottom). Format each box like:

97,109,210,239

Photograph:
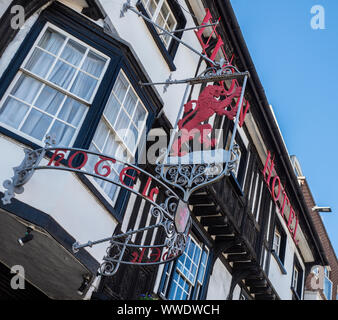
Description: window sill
271,250,287,275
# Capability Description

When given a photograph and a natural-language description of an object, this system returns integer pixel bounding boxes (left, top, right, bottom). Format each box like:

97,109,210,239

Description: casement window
272,229,281,256
87,70,148,204
0,6,156,221
159,236,210,300
0,24,109,147
271,221,287,273
142,0,177,48
137,0,186,71
292,266,299,290
291,258,303,299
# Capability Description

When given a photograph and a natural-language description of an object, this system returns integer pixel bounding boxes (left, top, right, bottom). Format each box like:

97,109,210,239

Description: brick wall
300,178,338,300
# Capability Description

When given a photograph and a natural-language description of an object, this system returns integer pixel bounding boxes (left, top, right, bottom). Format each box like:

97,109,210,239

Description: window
292,266,299,290
271,221,287,274
142,0,177,48
159,236,210,300
0,24,109,146
273,229,281,256
291,257,303,299
137,0,186,71
87,70,148,204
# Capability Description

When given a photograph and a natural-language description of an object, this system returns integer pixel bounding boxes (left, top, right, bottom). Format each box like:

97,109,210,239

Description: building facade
0,0,329,300
290,156,338,300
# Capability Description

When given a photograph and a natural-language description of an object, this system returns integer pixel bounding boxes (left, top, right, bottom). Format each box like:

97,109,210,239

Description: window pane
38,28,66,55
133,104,147,129
148,0,158,16
70,71,98,101
114,110,130,136
93,121,109,150
161,3,170,19
124,123,138,151
124,89,137,117
11,75,42,104
58,98,86,126
35,85,65,115
49,120,75,146
48,60,76,89
82,51,106,78
103,94,121,128
167,14,176,30
21,109,52,140
60,40,86,66
113,73,129,103
156,13,165,29
25,48,56,79
0,97,29,129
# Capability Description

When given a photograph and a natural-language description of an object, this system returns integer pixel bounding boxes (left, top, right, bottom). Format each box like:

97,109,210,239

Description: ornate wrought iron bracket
1,135,56,205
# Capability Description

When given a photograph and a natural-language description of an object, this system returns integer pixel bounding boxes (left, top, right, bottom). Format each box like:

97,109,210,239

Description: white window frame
273,229,281,256
103,69,148,157
142,0,177,48
162,235,209,300
0,22,110,147
292,266,299,290
87,70,148,207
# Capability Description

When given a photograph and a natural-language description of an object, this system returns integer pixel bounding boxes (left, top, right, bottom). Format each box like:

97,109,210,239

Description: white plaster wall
0,136,117,262
268,212,306,300
98,0,203,126
206,258,241,300
0,0,10,17
0,11,39,79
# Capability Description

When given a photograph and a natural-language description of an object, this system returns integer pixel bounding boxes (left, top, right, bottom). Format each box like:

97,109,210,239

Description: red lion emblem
171,85,242,156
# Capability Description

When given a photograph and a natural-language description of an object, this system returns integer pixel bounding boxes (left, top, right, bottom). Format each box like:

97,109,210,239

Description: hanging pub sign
1,136,191,275
1,3,250,277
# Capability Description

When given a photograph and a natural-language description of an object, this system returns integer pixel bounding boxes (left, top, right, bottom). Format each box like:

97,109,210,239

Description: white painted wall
0,0,10,17
98,0,203,126
0,11,39,79
0,135,117,262
268,211,306,300
206,258,241,300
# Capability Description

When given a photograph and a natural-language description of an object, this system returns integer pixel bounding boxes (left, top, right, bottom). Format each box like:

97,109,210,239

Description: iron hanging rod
157,22,219,36
139,71,250,87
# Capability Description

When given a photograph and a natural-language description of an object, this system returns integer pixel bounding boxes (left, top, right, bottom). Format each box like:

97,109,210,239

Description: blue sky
230,0,338,256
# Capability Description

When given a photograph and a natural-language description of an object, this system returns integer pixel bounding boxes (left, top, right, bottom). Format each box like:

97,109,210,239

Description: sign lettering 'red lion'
171,85,242,156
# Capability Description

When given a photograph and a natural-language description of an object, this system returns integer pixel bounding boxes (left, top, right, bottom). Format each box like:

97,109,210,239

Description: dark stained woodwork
200,216,228,226
208,225,234,236
245,279,267,287
227,254,252,262
192,205,220,216
223,245,246,254
249,286,272,295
